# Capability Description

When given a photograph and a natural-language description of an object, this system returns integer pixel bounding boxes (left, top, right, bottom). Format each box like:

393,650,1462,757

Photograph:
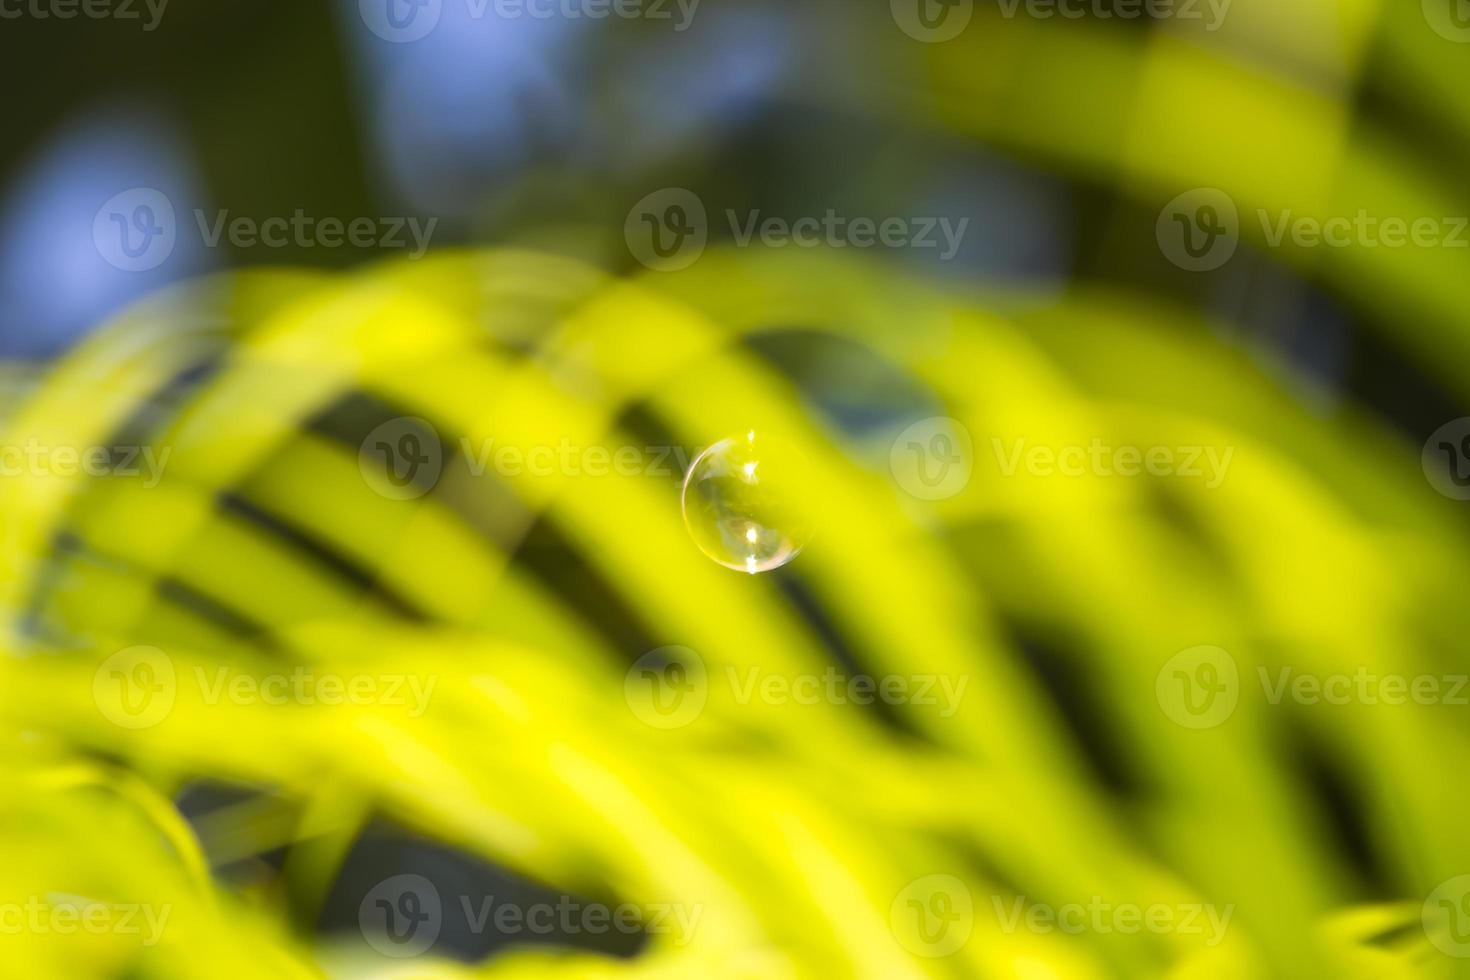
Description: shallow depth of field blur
3,0,1470,977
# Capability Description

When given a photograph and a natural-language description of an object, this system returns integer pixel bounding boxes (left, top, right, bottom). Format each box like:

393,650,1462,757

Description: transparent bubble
681,431,812,574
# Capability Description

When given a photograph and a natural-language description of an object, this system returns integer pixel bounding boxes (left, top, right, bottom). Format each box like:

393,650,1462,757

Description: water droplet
681,431,812,574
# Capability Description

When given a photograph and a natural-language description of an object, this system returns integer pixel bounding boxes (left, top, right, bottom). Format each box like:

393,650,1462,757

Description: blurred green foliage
3,1,1470,978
